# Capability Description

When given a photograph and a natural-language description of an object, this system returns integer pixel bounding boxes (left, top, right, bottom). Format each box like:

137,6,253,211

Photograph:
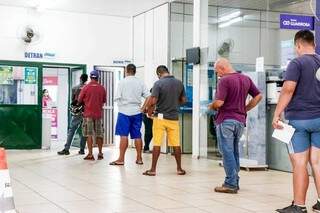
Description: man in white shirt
110,64,150,165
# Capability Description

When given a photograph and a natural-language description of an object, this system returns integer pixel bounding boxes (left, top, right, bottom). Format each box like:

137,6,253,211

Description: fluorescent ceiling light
218,11,241,22
219,16,243,28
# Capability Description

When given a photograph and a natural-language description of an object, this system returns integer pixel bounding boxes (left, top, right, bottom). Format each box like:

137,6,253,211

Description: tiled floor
5,147,319,213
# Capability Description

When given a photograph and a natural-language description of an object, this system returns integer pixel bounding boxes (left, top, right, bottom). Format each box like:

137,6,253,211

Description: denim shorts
115,113,142,139
288,118,320,154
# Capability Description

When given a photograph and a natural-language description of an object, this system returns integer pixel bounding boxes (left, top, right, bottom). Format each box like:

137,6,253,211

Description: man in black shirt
58,74,88,155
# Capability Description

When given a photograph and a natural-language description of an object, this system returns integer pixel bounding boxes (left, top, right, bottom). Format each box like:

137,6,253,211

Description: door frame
0,60,86,149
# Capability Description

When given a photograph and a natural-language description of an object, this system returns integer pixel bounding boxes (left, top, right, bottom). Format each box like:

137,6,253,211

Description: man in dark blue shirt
273,30,320,213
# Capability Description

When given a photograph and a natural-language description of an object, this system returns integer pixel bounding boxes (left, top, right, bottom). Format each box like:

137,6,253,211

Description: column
192,0,208,158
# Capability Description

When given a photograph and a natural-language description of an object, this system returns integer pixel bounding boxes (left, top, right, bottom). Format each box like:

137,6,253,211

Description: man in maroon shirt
78,70,106,160
208,58,262,193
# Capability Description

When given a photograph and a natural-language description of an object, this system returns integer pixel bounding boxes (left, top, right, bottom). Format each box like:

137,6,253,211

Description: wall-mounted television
186,47,200,65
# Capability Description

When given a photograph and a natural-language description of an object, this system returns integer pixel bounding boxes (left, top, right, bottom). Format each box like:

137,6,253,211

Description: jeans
216,119,244,189
143,114,153,150
64,115,86,151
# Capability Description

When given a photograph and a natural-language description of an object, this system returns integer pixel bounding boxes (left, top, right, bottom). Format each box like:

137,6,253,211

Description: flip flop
84,155,95,161
109,161,124,166
177,170,186,175
143,170,156,176
97,154,104,160
136,160,143,165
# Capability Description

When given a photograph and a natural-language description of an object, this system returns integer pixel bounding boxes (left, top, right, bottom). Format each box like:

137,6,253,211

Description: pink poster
43,76,58,139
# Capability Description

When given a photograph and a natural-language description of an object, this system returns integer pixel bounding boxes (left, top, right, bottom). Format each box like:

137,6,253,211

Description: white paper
272,122,295,144
158,113,164,120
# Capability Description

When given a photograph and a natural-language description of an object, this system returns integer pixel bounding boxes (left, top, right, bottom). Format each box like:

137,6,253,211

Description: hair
80,74,88,83
294,30,315,46
42,89,48,95
126,64,136,75
156,65,169,75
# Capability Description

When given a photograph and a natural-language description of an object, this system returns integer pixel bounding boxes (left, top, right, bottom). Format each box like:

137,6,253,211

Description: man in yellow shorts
142,65,186,176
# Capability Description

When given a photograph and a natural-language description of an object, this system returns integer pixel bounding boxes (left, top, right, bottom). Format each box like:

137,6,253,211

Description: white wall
0,5,132,70
133,3,169,89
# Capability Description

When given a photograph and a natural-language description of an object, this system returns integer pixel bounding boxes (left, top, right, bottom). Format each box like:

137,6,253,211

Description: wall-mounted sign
280,14,314,30
112,60,131,65
24,67,37,84
24,52,56,59
43,76,58,86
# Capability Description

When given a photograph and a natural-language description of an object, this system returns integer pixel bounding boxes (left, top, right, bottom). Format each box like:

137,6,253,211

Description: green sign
25,67,37,84
0,66,13,85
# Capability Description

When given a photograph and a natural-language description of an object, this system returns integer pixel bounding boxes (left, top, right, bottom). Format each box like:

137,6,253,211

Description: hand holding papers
272,121,295,144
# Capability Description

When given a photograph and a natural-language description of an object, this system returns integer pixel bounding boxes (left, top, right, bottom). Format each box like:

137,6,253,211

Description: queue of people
53,29,320,213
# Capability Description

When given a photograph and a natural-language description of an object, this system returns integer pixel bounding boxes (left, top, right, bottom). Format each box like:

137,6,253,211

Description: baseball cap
90,70,99,79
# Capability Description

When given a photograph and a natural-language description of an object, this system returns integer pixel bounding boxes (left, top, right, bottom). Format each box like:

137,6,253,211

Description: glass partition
0,66,38,105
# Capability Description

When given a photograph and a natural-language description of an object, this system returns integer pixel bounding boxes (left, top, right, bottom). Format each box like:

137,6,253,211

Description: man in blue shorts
110,64,150,165
273,30,320,213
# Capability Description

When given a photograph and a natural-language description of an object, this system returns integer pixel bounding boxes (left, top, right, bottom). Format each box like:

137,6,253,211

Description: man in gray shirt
143,65,186,176
110,64,150,165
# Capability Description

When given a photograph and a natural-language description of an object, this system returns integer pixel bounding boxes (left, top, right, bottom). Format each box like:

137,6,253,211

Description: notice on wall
0,66,13,85
256,57,264,72
25,67,38,84
43,108,58,139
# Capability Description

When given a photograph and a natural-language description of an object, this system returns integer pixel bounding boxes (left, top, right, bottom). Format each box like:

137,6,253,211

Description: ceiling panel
0,0,171,17
174,0,314,14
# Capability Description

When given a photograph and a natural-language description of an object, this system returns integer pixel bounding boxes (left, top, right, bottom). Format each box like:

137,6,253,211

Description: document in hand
272,122,296,144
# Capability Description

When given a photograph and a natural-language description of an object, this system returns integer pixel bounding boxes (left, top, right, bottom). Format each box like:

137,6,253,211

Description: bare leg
290,149,310,205
149,146,161,172
87,136,93,156
173,146,185,174
96,137,103,154
116,136,128,162
310,146,320,198
135,138,143,162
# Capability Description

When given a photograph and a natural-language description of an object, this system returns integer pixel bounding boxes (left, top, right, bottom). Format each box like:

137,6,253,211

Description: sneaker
276,202,307,213
312,200,320,212
214,185,238,194
57,149,70,155
78,150,85,155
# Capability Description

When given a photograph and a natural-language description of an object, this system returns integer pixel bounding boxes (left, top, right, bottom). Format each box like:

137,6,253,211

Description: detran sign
280,14,314,30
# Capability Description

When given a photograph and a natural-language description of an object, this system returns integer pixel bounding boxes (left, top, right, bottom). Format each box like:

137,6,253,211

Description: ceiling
0,0,172,17
175,0,314,14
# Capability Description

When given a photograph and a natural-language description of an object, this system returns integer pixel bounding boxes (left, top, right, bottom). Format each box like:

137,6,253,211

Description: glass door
0,61,42,149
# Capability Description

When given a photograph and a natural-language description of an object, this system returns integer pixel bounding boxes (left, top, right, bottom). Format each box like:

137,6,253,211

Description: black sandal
97,153,104,160
84,155,95,161
143,170,156,176
109,161,124,166
177,169,186,175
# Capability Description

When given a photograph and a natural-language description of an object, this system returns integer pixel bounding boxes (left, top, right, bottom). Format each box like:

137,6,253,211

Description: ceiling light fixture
218,16,243,28
218,11,241,23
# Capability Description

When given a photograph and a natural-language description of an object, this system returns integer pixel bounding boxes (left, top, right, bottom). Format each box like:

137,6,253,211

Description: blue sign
280,14,314,30
24,52,56,59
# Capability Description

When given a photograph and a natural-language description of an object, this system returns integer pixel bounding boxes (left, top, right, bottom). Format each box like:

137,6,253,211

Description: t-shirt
215,72,260,125
284,54,320,120
78,81,106,119
71,83,85,105
151,76,185,120
115,76,150,116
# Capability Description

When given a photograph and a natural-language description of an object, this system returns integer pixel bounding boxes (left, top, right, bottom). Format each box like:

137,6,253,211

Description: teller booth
0,60,86,149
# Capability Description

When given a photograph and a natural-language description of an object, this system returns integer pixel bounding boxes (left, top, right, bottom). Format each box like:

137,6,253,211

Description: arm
208,100,224,110
208,78,226,110
246,94,262,112
114,82,122,102
272,81,297,129
145,96,158,117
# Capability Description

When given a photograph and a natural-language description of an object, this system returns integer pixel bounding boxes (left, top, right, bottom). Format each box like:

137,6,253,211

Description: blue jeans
64,115,86,151
216,119,244,189
288,118,320,154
